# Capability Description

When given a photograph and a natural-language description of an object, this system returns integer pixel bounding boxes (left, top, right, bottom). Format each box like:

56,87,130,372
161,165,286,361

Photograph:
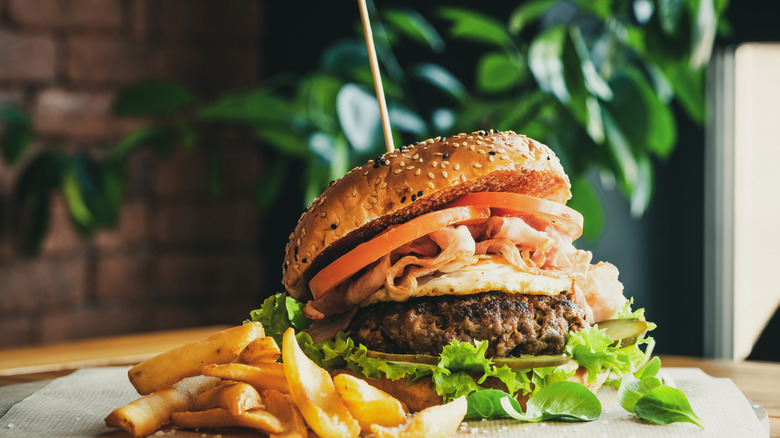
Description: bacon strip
384,225,477,299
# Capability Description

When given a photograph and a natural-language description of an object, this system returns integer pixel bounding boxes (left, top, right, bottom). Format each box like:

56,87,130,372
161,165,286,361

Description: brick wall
0,0,266,347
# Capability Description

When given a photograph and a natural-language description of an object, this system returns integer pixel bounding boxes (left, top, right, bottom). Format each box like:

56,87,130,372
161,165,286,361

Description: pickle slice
492,354,571,369
595,318,648,346
365,350,570,369
365,351,439,365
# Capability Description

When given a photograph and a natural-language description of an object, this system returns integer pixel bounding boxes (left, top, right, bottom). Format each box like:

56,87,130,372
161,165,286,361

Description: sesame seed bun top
282,130,571,300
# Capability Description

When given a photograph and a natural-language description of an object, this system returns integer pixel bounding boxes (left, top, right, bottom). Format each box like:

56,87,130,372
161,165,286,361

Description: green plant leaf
501,381,602,422
602,109,638,196
320,40,369,76
631,154,654,216
384,8,444,53
337,83,380,152
112,127,173,160
634,356,662,380
568,177,605,241
256,128,310,158
199,90,296,123
389,104,427,135
14,151,68,253
411,63,468,102
476,52,523,93
634,385,705,428
665,63,705,123
439,7,513,47
466,389,523,420
568,26,612,101
657,0,685,35
508,0,557,35
113,80,196,117
618,374,663,413
529,26,569,103
690,0,717,68
254,158,287,210
0,104,33,165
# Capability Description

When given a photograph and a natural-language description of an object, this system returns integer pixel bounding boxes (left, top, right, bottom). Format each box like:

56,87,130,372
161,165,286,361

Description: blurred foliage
0,0,728,252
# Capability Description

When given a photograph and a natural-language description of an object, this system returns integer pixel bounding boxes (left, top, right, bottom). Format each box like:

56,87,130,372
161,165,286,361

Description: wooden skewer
358,0,394,153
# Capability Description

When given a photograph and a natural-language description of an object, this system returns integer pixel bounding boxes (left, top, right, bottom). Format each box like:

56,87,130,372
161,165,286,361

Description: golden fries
263,389,308,438
202,362,289,393
371,396,467,438
282,327,360,438
194,382,264,415
108,323,469,438
334,373,407,433
129,322,265,395
105,375,218,437
171,407,284,434
239,336,282,364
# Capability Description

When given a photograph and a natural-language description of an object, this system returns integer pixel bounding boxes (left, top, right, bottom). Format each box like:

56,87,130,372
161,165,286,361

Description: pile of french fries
105,322,467,438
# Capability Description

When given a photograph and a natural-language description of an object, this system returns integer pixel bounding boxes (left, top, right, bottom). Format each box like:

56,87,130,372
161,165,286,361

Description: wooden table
1,327,778,436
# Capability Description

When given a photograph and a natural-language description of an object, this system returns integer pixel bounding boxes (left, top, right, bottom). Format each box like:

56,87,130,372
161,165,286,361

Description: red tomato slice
448,192,584,239
309,206,490,299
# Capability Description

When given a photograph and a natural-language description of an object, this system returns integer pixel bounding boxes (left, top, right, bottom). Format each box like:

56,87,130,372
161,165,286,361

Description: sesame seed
443,153,449,159
401,196,406,203
330,224,337,229
411,194,417,202
470,145,476,151
427,182,434,189
474,163,483,168
428,172,435,179
418,158,423,163
320,211,326,217
432,161,438,167
381,182,387,188
371,197,378,204
364,204,373,210
434,152,443,156
394,169,402,174
371,191,378,196
415,168,422,176
452,142,459,147
442,171,448,178
489,151,496,155
352,188,358,197
296,239,301,246
478,149,487,155
417,190,423,197
413,154,419,159
489,155,494,162
364,170,370,175
406,165,415,170
454,163,461,170
460,174,467,182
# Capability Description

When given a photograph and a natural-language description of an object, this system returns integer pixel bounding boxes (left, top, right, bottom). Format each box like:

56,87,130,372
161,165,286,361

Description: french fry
333,373,407,433
194,382,264,415
105,375,219,437
129,322,265,395
263,389,308,438
239,336,282,364
171,407,284,434
282,327,360,438
202,362,289,393
371,396,467,438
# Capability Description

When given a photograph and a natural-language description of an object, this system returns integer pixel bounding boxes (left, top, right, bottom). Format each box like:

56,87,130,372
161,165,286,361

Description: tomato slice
447,192,584,239
309,206,490,299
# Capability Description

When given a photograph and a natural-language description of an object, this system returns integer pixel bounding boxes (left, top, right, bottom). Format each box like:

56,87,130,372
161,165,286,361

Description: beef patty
348,291,588,357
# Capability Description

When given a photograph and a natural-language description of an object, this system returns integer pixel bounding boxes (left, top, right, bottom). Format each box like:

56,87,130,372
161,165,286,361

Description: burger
254,130,653,413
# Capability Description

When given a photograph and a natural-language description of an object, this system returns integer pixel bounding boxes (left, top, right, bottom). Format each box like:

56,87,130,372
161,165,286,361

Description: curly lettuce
249,292,656,401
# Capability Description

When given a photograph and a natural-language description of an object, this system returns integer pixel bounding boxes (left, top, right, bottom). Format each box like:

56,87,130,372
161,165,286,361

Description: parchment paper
0,366,768,437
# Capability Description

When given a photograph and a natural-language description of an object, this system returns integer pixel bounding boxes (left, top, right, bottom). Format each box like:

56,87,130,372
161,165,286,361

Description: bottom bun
333,366,608,413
